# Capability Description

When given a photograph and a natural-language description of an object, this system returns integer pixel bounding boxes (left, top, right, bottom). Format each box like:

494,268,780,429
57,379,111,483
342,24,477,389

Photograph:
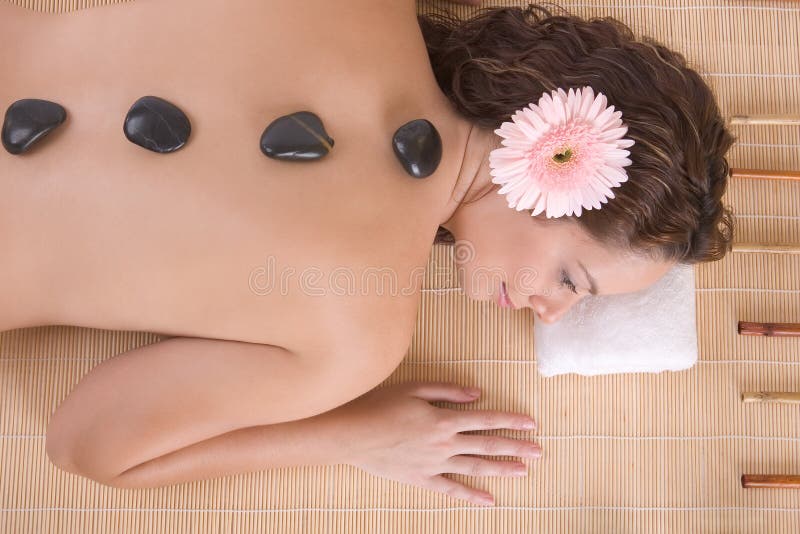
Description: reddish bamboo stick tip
741,391,800,404
741,474,800,489
738,321,800,337
731,168,800,181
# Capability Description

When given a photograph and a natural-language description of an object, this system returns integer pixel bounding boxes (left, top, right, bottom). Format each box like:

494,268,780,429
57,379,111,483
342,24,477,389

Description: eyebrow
577,260,599,296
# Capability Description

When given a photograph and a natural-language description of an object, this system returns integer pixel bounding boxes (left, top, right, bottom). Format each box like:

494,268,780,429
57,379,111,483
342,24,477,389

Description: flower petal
488,86,634,219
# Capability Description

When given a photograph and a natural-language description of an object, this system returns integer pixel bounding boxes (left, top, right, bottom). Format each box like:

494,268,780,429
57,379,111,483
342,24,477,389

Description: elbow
45,411,123,488
44,412,80,474
44,433,97,483
45,431,130,488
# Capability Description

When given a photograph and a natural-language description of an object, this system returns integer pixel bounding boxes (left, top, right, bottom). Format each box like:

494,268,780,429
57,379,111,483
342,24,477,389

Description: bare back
0,0,464,353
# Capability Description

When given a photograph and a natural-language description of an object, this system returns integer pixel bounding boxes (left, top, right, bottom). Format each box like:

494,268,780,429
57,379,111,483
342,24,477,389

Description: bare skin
1,0,451,345
0,0,674,505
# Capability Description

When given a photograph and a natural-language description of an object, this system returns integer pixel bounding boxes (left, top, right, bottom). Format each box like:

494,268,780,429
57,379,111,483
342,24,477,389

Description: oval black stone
260,111,334,161
123,96,191,153
391,119,442,179
1,98,67,155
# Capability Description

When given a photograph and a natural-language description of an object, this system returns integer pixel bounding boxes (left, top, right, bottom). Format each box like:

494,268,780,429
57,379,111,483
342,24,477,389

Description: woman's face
441,184,676,324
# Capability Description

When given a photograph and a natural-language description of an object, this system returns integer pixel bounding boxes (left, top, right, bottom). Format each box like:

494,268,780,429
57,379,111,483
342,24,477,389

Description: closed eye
560,269,578,294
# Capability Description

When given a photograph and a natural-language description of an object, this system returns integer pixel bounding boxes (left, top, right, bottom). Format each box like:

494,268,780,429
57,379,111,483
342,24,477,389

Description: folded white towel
534,264,698,377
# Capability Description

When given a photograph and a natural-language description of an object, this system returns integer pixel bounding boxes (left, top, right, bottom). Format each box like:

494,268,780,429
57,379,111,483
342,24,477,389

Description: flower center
552,147,573,164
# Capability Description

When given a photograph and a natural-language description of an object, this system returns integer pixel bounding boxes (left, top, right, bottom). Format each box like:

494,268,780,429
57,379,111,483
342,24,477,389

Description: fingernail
478,495,494,506
465,387,481,397
521,419,535,430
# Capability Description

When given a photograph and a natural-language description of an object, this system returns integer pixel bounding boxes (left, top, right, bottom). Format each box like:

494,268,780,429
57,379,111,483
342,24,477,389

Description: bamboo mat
2,0,799,532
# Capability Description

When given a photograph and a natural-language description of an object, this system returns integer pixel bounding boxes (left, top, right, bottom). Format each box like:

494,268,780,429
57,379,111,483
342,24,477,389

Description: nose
532,305,564,324
530,294,582,324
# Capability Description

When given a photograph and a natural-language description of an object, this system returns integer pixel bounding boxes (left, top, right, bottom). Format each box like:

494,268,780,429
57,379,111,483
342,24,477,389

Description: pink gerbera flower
488,86,635,218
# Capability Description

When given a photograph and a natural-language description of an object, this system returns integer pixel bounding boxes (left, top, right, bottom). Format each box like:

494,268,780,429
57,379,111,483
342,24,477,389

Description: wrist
297,401,364,467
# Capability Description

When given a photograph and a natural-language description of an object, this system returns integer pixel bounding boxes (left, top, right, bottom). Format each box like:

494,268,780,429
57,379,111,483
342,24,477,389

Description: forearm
107,400,356,488
46,336,389,483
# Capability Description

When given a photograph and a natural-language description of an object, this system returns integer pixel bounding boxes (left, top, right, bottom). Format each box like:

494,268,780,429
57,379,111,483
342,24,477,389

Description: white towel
534,264,698,377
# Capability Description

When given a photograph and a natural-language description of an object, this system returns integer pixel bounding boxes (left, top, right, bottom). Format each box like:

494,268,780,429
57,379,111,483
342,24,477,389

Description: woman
0,0,733,506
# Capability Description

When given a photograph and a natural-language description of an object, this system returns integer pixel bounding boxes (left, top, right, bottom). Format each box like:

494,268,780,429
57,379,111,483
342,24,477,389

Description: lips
498,281,513,308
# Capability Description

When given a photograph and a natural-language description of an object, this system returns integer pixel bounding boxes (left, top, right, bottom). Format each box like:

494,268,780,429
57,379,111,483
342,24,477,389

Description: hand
337,381,541,506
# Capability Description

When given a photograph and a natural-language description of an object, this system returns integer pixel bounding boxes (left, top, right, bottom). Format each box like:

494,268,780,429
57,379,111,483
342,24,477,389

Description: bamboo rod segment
738,321,800,336
731,169,800,181
730,116,800,126
731,243,800,254
741,392,800,404
741,475,800,489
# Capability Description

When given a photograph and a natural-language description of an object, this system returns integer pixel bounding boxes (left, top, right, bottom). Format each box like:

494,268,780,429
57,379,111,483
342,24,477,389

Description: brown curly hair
419,3,735,264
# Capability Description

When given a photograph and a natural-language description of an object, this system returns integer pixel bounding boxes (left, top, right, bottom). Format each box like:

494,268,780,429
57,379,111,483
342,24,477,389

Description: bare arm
108,398,352,489
46,336,403,483
108,381,542,510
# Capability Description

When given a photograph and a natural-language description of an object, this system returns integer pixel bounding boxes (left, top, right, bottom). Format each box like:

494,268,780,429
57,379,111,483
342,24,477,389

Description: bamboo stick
738,321,800,337
730,116,800,126
732,243,800,254
741,475,800,489
731,169,800,181
741,392,800,404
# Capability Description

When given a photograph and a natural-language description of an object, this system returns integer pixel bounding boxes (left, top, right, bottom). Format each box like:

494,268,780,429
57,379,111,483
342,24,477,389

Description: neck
438,117,498,230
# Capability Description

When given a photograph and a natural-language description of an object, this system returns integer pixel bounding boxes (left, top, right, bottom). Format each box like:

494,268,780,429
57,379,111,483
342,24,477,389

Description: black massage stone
1,98,67,155
391,119,442,178
260,111,334,161
123,96,191,153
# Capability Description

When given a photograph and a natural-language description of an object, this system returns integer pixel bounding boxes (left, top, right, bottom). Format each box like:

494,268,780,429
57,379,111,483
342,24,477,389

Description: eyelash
560,269,578,294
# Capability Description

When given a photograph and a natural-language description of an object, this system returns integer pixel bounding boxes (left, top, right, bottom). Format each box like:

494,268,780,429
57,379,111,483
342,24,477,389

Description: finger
446,409,537,432
424,474,495,506
445,455,529,478
453,434,542,459
406,381,482,403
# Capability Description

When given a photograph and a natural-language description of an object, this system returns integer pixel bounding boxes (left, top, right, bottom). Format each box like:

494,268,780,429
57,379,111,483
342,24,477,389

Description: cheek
454,230,524,272
507,249,554,296
511,263,549,297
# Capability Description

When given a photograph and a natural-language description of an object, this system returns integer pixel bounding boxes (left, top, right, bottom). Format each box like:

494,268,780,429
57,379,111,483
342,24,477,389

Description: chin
455,268,475,299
